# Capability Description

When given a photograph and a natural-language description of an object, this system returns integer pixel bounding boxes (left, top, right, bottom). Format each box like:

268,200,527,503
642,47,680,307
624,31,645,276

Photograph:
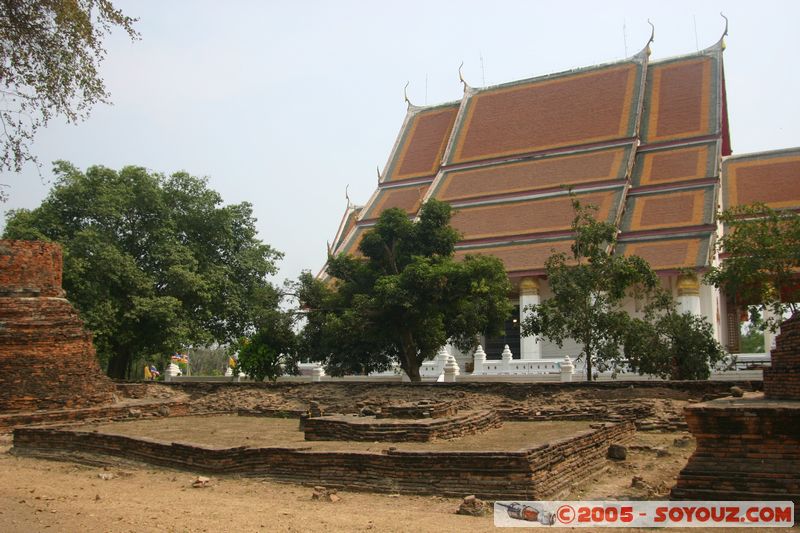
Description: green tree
234,311,298,382
623,292,726,380
0,1,138,180
520,198,660,381
299,199,512,382
3,162,283,378
740,315,766,353
705,203,800,330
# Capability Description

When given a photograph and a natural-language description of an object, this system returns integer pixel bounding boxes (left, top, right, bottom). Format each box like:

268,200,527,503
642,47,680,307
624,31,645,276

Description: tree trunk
399,331,422,382
585,342,593,382
406,361,422,382
107,352,131,379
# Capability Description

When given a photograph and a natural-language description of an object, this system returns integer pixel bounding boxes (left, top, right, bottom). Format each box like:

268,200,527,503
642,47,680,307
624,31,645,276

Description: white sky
2,0,799,284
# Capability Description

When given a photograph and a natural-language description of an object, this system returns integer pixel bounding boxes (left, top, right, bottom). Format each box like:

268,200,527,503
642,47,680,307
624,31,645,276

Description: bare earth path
1,431,791,532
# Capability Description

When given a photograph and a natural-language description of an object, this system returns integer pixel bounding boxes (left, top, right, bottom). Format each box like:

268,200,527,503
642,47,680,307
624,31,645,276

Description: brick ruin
763,314,800,400
671,314,800,504
0,240,115,412
13,420,634,499
303,400,501,442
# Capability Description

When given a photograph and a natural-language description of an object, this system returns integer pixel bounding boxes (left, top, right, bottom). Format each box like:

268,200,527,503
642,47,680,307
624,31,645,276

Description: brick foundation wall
164,379,760,399
0,400,190,433
377,401,458,419
671,402,800,504
13,421,634,499
764,314,800,400
0,240,115,412
303,410,501,442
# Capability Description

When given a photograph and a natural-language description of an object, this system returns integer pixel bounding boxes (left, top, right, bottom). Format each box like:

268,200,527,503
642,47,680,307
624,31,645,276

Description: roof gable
444,50,648,165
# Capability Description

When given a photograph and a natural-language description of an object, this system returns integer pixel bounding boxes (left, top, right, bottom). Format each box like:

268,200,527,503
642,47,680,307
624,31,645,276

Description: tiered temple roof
326,32,800,282
721,147,800,212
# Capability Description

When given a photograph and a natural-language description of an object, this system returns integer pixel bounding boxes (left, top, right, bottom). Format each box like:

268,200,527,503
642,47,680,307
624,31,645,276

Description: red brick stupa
671,314,800,504
0,240,115,412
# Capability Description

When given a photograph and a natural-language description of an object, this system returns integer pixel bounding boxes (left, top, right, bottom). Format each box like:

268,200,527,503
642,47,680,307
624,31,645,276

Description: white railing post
165,362,181,382
501,345,513,374
560,355,575,382
443,353,459,382
472,345,487,375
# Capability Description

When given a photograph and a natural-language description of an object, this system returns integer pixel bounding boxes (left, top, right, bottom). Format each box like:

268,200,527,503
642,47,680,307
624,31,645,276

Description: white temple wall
514,274,728,361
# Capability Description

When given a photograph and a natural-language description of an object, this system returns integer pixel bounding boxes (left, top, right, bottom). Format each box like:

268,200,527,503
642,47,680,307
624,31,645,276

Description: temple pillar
519,277,542,360
677,273,702,316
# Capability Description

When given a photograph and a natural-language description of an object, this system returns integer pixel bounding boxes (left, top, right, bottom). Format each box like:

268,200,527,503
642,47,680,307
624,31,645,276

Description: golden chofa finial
646,19,655,54
720,12,729,50
376,165,382,182
403,81,412,107
458,61,468,92
345,184,351,208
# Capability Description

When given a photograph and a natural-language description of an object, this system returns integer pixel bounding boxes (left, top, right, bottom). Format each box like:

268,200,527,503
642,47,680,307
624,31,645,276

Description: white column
519,277,542,360
677,274,702,316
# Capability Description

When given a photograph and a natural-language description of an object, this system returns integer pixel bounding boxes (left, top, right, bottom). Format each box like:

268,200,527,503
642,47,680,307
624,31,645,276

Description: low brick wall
671,399,800,505
0,400,190,433
304,410,501,442
163,379,761,398
377,400,458,419
13,421,634,499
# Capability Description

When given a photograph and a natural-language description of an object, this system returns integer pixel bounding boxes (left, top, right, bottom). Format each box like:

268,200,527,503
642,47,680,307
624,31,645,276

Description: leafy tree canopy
234,310,298,382
3,162,283,378
520,197,660,380
705,203,800,330
623,291,726,380
297,199,513,381
0,0,138,181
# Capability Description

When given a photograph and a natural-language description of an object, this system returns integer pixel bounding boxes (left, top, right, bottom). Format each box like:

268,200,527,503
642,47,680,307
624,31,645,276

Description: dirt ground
5,427,787,533
81,415,592,452
1,383,783,531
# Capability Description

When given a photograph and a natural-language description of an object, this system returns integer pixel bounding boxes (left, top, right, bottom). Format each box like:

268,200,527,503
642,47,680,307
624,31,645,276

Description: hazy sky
2,1,798,283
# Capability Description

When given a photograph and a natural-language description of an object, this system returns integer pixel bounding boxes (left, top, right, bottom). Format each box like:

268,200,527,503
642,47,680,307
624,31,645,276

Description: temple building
324,31,800,368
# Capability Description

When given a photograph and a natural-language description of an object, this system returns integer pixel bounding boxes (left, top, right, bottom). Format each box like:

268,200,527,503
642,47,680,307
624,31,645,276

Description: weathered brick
0,240,115,412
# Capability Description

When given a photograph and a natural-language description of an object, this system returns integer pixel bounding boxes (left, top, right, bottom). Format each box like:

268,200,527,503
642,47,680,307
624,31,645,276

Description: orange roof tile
640,46,723,145
722,148,800,210
617,234,712,271
430,144,634,202
383,103,459,182
632,141,719,187
450,189,624,242
621,185,716,233
455,239,574,273
445,53,647,164
333,225,367,258
360,183,430,220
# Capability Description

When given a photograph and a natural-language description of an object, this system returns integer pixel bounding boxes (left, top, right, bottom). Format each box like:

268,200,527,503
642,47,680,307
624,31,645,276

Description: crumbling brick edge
12,420,634,500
